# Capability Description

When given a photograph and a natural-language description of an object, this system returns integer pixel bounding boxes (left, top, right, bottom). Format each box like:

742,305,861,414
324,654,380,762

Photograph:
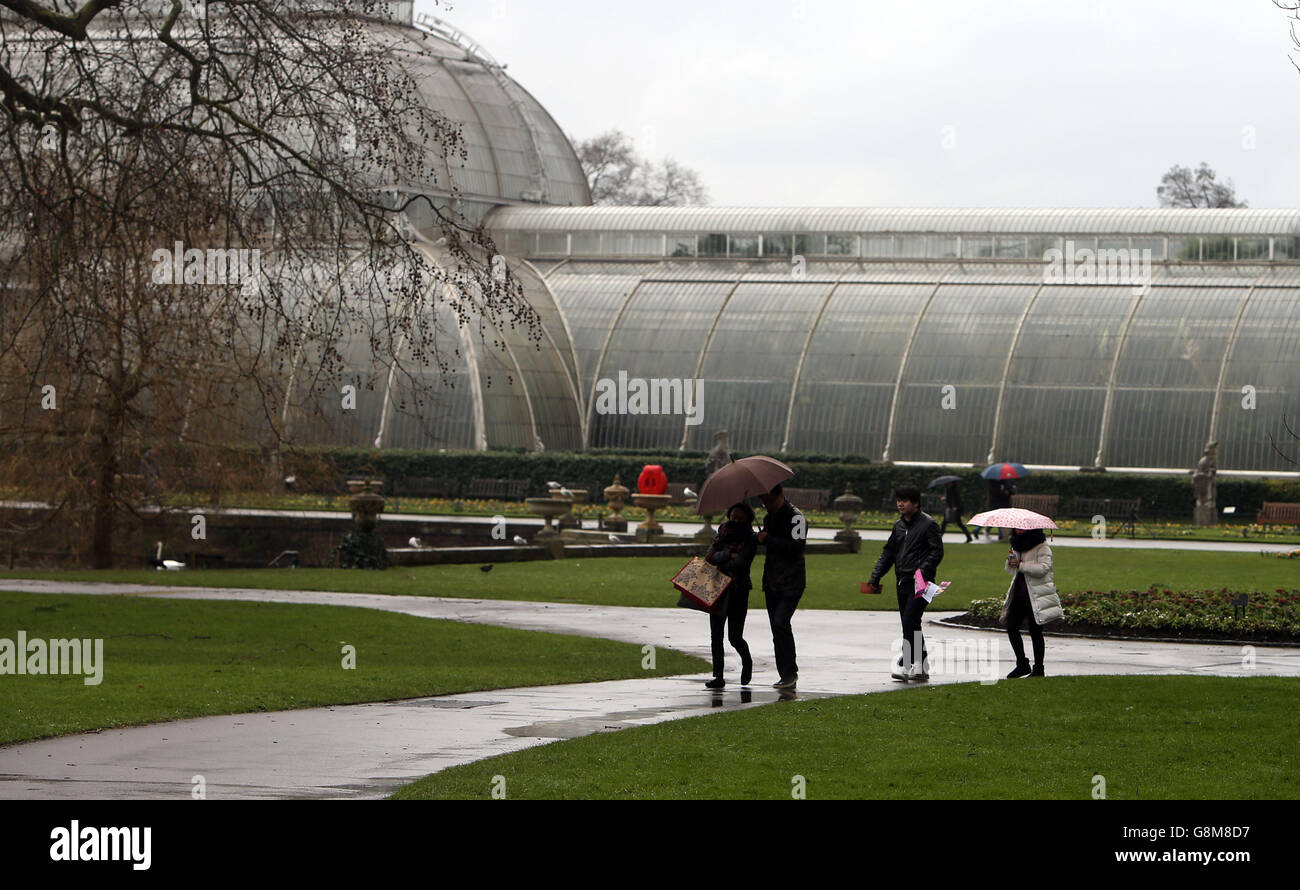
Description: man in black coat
865,485,944,681
758,484,806,690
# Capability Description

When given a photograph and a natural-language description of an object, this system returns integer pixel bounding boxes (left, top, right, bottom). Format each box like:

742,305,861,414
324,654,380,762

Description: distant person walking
865,485,944,681
702,502,757,688
758,485,806,690
986,478,1015,542
1000,528,1063,678
940,481,973,543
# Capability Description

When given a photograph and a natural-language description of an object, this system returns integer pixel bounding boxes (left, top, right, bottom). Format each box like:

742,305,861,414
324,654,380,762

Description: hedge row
282,446,1300,519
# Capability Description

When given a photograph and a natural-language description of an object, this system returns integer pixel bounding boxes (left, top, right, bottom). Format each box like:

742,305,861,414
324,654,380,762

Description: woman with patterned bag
701,502,758,689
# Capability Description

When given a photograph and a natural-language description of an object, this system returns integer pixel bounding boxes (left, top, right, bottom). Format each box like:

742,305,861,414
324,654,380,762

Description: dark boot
1029,664,1045,677
1007,658,1031,679
705,677,725,689
740,657,753,686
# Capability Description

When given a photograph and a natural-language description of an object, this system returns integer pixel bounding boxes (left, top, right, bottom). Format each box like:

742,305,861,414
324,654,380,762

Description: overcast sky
413,0,1300,207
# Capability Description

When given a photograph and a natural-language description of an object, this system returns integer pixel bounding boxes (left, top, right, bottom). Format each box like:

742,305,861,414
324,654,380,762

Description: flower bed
957,587,1300,643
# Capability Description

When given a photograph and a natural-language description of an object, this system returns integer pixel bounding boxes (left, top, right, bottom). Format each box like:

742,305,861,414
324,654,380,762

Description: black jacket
761,500,806,596
704,523,757,594
868,511,944,587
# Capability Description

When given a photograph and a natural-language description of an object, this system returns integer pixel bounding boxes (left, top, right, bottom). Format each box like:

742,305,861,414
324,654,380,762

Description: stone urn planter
553,488,588,530
602,474,629,532
833,484,863,552
632,492,671,539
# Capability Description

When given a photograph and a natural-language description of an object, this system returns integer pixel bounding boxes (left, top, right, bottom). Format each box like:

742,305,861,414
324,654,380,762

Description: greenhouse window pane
763,234,792,257
963,236,993,258
794,233,823,256
1273,237,1300,259
929,235,960,258
1237,238,1268,260
1202,237,1234,261
1027,235,1059,262
826,233,859,256
897,235,927,258
571,233,600,255
700,233,727,257
668,234,696,257
538,232,567,255
862,235,894,258
730,235,759,258
1131,236,1166,261
995,236,1027,258
1169,238,1200,261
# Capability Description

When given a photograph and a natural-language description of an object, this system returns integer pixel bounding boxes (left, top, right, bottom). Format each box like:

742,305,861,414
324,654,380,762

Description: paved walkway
1,581,1297,800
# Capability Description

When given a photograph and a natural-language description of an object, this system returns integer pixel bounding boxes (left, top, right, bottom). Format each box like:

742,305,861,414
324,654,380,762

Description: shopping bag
672,556,732,611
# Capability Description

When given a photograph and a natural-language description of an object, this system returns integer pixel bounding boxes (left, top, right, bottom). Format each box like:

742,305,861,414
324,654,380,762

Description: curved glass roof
509,257,1300,472
487,206,1300,235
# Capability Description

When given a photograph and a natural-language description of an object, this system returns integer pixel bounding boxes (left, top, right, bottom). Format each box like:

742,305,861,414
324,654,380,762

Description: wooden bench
465,477,529,500
784,487,830,512
1009,493,1059,519
1257,502,1300,525
1072,497,1142,521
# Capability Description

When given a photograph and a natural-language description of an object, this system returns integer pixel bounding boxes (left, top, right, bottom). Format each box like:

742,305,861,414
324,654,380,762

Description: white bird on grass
148,541,185,571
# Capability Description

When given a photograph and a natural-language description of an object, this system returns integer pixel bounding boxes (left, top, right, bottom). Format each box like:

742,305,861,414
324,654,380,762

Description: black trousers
1006,591,1045,665
940,513,972,541
765,589,802,679
897,575,930,668
710,588,751,677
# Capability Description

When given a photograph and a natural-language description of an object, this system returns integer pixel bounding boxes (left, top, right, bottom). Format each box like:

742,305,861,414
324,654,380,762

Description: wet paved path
1,581,1297,799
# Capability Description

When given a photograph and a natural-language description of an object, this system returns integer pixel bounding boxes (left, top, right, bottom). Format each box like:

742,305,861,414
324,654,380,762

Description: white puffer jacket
999,541,1064,626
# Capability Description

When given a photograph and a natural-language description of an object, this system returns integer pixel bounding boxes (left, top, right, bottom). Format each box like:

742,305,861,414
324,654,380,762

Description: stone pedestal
1194,504,1216,528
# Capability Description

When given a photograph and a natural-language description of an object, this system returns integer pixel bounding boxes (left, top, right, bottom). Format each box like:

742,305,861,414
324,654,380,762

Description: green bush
969,587,1300,636
283,446,1300,519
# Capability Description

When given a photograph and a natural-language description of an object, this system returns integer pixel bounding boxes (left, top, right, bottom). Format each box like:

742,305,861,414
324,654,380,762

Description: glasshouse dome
102,6,1296,475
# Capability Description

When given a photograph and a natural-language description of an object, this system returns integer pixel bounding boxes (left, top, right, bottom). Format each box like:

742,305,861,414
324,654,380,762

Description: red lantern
637,464,667,495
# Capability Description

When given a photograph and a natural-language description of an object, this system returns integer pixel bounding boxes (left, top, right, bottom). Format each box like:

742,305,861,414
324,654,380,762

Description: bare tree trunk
91,422,119,569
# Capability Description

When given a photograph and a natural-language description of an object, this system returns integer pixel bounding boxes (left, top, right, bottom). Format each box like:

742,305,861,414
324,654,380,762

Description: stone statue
695,430,733,546
1192,440,1218,527
705,429,732,480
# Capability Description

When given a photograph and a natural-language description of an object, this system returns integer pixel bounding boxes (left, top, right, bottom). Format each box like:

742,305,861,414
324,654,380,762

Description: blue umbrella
981,462,1030,480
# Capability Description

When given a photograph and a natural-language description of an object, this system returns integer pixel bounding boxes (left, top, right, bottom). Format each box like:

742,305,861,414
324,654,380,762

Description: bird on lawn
512,535,528,545
480,564,494,573
148,541,185,571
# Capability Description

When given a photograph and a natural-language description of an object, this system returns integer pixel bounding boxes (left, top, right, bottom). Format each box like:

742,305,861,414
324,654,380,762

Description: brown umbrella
695,455,794,515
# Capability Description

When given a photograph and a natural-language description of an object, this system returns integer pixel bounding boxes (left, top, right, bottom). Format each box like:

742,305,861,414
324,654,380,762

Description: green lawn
393,676,1300,800
4,546,1298,611
0,592,707,745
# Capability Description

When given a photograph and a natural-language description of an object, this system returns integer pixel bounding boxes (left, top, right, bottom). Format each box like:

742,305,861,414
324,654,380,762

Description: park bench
1071,497,1142,522
1257,502,1300,526
464,477,529,500
784,487,831,512
1009,493,1059,519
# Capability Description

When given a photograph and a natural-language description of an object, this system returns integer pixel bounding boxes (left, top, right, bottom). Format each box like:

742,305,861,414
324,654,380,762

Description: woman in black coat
702,502,757,688
940,481,973,543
